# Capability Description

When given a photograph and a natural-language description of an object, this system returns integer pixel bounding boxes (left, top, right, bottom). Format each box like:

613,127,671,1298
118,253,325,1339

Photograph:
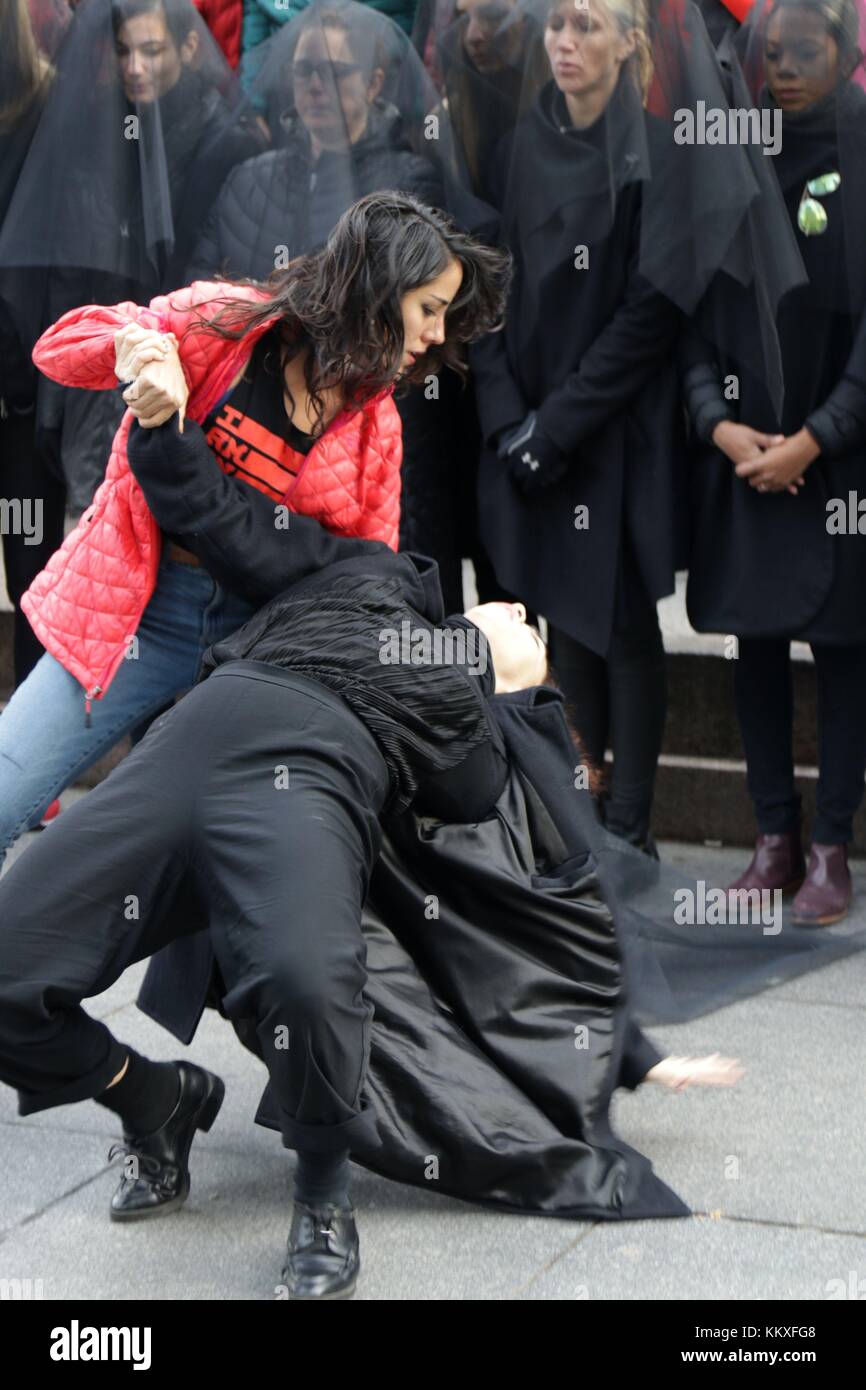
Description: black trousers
547,571,666,848
0,662,389,1153
0,405,67,685
733,638,866,845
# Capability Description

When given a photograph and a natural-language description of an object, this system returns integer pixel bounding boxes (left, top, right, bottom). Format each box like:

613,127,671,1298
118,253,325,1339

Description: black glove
498,410,569,495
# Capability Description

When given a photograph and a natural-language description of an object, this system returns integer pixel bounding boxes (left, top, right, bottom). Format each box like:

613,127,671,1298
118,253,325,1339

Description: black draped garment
683,84,866,642
129,415,866,1220
471,81,685,657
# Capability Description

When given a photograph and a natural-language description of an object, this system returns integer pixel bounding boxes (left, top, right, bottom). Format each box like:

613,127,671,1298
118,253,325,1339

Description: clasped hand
712,421,820,495
114,323,188,432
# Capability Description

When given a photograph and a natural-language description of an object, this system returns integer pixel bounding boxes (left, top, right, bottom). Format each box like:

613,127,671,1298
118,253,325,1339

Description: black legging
0,663,392,1154
734,637,866,845
547,578,666,849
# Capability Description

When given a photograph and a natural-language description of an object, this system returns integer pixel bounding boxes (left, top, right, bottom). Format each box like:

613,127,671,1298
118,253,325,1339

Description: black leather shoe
107,1061,224,1222
281,1201,360,1300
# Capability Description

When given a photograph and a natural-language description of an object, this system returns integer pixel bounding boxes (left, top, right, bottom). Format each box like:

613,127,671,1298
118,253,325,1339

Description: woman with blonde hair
470,0,701,854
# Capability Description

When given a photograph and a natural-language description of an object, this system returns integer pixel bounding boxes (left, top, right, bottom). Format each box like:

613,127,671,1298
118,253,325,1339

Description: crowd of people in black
0,0,865,1299
3,0,865,909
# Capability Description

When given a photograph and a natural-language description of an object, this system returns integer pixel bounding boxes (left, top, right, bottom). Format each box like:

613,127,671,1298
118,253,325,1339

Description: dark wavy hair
191,190,513,433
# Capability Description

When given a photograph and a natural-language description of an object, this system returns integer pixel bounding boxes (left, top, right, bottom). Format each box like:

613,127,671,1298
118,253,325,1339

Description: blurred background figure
0,0,263,515
412,0,549,609
240,0,420,95
684,0,866,924
25,0,73,54
695,0,746,46
0,0,67,687
192,0,478,611
190,2,442,277
413,0,549,198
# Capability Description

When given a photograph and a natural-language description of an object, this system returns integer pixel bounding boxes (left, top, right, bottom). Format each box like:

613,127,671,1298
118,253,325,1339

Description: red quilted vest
23,282,402,705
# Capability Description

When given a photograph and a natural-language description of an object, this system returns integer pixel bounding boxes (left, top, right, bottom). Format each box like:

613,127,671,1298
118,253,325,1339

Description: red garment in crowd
193,0,243,68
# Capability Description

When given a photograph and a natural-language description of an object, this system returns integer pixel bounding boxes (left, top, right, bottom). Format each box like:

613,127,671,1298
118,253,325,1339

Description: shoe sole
109,1187,191,1223
791,904,850,928
109,1073,225,1223
287,1276,359,1301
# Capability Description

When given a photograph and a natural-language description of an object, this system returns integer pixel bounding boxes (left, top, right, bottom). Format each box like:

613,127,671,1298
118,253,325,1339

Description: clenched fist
114,323,178,382
122,349,189,431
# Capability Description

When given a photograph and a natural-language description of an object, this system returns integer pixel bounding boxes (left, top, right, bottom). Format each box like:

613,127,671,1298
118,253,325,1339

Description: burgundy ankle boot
727,831,805,896
791,844,851,926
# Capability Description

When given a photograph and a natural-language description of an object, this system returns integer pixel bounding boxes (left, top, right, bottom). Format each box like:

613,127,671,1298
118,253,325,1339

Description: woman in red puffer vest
0,191,511,866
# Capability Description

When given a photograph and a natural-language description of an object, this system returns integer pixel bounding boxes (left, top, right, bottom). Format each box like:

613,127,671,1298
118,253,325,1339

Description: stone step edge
657,752,819,780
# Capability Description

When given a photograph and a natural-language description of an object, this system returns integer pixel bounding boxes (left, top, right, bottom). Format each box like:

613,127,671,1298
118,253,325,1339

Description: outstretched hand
646,1053,745,1092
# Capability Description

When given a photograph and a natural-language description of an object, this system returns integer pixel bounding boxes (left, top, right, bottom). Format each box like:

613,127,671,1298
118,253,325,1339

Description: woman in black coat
471,0,686,854
683,0,866,924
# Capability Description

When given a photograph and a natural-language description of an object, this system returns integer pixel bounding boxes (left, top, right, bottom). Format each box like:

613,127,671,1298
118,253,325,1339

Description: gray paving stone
519,1217,866,1301
0,1124,112,1237
0,1133,581,1301
615,995,866,1235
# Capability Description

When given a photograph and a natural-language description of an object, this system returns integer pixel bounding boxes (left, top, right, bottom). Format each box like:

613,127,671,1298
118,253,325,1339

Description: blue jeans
0,557,257,867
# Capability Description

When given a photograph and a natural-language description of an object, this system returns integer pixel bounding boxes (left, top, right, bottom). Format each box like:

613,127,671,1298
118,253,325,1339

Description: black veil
411,0,552,199
487,687,866,1028
685,0,866,431
0,1,55,407
0,0,262,333
0,0,262,508
736,0,866,316
187,0,488,282
464,0,808,415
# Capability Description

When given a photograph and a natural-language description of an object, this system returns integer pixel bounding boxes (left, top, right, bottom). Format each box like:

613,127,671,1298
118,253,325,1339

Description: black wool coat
472,84,685,657
683,85,866,643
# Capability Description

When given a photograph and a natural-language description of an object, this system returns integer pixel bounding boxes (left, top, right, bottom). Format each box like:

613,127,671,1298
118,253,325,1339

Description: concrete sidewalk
1,815,864,1301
